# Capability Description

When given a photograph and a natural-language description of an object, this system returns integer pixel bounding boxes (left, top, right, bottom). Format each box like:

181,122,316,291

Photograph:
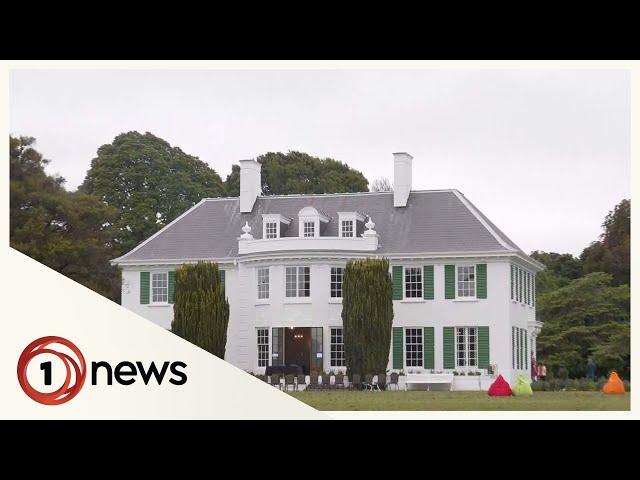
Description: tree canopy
580,199,630,286
225,151,369,196
10,136,121,301
536,272,629,379
535,199,630,379
80,131,226,256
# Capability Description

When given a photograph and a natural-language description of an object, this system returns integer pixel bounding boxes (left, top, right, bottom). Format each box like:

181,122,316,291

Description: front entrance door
285,327,311,374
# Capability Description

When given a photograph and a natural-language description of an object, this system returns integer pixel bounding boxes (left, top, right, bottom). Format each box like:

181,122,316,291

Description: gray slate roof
114,190,528,262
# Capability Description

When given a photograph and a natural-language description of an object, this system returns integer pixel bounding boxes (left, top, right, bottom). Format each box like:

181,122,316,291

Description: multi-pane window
257,328,269,367
330,267,344,298
330,327,345,367
151,272,168,303
265,222,278,239
303,221,315,237
457,265,476,298
456,327,478,368
404,267,423,298
285,266,310,297
405,328,423,367
257,267,270,299
341,220,354,238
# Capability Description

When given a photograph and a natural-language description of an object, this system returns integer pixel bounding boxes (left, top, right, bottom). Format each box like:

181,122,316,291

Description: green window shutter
524,330,528,369
443,327,455,369
392,266,403,300
392,327,404,369
526,272,530,305
518,328,523,370
220,269,226,296
423,327,434,369
510,265,514,300
140,271,150,305
512,327,516,368
477,326,489,369
517,268,522,302
444,265,455,299
476,263,487,299
533,275,536,307
168,271,176,304
423,265,434,300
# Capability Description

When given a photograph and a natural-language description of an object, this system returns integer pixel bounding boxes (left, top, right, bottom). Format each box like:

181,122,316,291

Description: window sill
283,298,312,305
400,299,426,303
328,298,343,304
147,303,171,307
453,298,478,303
255,300,271,306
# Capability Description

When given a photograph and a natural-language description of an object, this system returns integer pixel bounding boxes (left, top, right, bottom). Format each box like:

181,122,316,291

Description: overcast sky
10,69,629,256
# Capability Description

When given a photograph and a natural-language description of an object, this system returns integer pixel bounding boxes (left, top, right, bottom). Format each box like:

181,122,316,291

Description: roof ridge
202,189,456,201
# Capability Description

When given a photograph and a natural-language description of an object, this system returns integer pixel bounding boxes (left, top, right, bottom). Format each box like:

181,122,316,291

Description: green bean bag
512,373,533,396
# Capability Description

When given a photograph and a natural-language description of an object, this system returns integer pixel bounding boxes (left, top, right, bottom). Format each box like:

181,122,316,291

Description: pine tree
171,261,229,358
341,258,394,375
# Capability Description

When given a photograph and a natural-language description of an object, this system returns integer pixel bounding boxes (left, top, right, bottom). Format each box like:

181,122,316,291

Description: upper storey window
262,214,291,239
298,206,329,238
337,212,365,238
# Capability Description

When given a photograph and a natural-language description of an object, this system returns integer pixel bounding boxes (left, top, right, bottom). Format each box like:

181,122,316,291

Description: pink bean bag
488,374,513,396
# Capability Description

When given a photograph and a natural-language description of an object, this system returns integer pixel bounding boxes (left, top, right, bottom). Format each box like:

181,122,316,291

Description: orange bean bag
603,371,625,395
488,374,512,396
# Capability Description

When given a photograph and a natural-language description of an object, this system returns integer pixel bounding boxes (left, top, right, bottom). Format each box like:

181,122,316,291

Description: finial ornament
240,221,253,240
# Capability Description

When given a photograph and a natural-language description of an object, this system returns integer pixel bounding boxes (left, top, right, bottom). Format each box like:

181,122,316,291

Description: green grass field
289,390,630,411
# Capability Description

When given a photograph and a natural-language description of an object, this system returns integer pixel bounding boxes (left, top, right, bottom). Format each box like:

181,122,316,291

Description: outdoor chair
270,374,281,390
335,373,345,389
376,374,387,391
351,374,362,390
364,374,375,391
308,371,319,390
320,374,332,390
389,372,399,391
296,374,306,391
284,375,295,392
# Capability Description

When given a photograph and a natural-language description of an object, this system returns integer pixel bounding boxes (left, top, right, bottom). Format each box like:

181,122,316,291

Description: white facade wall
120,256,539,387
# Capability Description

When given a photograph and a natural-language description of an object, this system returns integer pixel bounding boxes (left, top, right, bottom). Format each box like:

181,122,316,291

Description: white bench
405,373,454,391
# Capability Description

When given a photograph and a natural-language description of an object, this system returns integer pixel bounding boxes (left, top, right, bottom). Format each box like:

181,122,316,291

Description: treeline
9,132,370,302
533,199,630,379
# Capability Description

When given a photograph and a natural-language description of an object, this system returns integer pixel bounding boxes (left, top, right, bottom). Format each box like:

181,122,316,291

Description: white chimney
393,152,413,207
239,159,262,213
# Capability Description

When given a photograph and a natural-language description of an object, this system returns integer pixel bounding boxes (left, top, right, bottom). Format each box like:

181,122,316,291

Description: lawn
289,390,630,411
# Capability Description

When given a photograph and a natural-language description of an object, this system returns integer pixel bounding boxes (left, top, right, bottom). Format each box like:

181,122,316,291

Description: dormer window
338,211,366,238
262,214,291,239
298,206,330,238
265,222,278,239
303,221,315,237
341,220,354,238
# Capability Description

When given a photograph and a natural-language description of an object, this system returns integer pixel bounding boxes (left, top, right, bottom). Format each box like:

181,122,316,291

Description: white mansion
113,153,543,386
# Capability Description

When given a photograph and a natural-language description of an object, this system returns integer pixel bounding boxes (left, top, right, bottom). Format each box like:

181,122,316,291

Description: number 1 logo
17,336,87,405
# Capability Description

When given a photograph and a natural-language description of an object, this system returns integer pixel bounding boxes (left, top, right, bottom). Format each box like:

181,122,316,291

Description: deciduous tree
80,131,226,256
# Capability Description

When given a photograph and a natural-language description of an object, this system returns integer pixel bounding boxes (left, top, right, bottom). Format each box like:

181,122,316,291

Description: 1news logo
17,336,188,405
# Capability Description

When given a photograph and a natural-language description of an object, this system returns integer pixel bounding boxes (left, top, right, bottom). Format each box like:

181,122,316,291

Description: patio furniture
389,372,399,391
404,373,454,391
308,371,319,390
284,374,295,392
270,374,281,390
265,365,304,377
364,374,375,390
351,374,362,390
320,374,332,390
376,374,387,391
296,374,306,391
335,373,345,389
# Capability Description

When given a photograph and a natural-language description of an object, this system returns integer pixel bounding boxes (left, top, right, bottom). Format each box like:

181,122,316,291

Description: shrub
558,368,569,380
171,261,229,358
342,258,393,376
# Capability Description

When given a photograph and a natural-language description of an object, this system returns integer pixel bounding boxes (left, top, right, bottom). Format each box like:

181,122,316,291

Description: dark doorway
285,327,311,374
